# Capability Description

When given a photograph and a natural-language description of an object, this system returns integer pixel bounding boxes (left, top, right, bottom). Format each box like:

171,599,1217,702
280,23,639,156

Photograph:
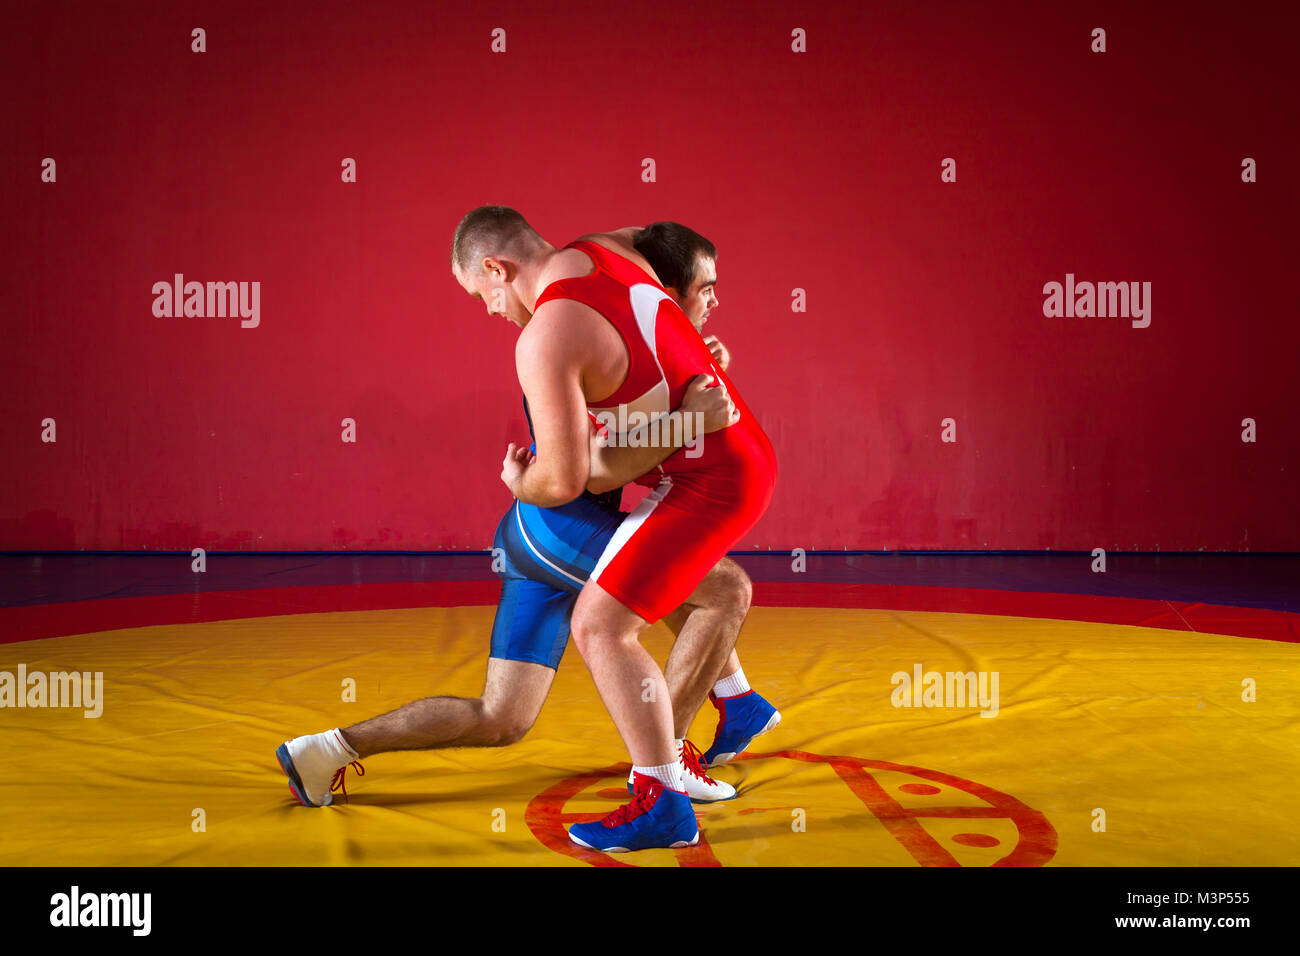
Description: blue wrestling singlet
488,399,625,669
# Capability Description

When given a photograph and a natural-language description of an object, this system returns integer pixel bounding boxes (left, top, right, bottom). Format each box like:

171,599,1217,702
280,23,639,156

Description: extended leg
278,656,555,807
341,657,555,757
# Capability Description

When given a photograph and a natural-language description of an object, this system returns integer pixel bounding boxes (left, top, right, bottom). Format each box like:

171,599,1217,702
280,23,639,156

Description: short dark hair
451,205,544,275
633,222,717,294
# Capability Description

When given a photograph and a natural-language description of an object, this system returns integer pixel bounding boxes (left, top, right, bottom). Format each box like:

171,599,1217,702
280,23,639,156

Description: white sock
630,742,686,785
633,761,684,792
714,668,750,699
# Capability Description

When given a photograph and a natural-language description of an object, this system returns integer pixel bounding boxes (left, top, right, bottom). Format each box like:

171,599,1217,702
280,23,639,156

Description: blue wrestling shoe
702,690,782,767
570,773,699,852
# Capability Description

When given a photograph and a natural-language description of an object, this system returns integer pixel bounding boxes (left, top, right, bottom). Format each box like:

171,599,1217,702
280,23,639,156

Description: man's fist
703,334,731,371
680,373,740,434
500,442,534,494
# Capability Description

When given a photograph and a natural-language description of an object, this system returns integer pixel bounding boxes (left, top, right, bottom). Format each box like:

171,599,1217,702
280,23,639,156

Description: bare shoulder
580,226,643,245
523,296,628,400
523,297,611,355
576,226,642,246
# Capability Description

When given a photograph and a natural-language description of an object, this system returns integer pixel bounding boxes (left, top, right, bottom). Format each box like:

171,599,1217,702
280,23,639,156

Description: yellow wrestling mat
2,606,1296,866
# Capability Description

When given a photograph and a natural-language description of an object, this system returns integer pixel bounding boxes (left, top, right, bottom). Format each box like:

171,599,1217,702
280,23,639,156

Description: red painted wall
2,1,1296,551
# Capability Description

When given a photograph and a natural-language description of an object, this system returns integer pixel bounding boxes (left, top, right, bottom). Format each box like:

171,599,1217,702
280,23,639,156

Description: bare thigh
662,557,753,634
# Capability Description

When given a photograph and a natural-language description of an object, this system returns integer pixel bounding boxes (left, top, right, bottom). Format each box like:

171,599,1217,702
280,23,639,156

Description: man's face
672,255,718,332
454,257,528,329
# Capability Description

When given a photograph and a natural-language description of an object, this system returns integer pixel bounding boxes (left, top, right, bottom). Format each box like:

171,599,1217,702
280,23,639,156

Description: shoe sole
688,789,737,805
276,743,328,808
708,709,782,767
569,831,699,852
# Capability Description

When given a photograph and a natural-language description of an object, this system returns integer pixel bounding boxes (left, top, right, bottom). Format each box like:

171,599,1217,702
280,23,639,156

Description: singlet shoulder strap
566,238,607,257
533,239,613,311
570,237,648,274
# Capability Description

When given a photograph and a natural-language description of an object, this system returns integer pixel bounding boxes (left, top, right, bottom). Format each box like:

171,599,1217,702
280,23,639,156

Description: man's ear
484,256,517,282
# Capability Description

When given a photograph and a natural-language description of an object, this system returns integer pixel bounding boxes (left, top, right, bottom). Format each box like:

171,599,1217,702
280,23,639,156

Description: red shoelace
679,739,719,785
329,760,365,803
602,773,663,828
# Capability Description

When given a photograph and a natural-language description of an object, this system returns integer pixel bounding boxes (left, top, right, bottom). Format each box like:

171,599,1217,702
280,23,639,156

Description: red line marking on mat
524,762,722,867
736,750,1058,867
526,750,1057,867
4,580,1294,644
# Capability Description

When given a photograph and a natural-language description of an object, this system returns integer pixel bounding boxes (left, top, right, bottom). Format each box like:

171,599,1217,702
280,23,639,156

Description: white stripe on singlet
514,505,586,589
588,283,673,442
591,477,673,582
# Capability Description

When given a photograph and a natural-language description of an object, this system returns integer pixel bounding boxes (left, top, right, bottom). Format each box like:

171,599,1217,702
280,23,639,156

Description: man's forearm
587,413,701,494
514,459,587,507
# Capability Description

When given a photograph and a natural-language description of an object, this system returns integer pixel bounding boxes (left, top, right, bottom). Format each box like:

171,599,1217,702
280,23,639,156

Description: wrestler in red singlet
533,239,778,622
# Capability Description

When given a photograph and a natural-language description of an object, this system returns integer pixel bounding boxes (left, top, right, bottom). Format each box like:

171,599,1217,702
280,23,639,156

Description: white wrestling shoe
627,739,737,803
276,729,363,807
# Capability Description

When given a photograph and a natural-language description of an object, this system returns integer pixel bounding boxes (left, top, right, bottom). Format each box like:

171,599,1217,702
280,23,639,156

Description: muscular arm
586,374,739,494
509,311,594,507
585,415,702,495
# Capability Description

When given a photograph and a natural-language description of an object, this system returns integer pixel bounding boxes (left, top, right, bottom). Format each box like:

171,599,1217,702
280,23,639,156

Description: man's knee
707,558,752,614
571,583,646,657
570,611,595,656
488,715,534,747
477,704,537,746
731,564,753,613
479,663,550,747
571,620,639,662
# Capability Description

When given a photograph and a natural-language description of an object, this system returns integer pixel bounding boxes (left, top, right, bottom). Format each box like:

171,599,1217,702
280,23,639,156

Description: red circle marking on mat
899,783,942,796
524,750,1058,867
953,833,1001,848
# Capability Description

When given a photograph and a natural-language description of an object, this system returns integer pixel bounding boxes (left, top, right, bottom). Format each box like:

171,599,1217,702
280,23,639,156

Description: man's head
633,222,718,330
451,205,549,328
